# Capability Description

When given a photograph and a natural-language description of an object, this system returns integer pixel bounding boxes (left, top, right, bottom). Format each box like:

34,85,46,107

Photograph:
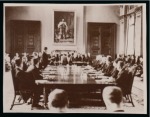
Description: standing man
42,47,49,68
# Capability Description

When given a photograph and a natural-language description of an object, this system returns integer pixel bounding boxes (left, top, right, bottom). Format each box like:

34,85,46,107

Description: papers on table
95,75,109,79
95,77,116,84
42,74,58,81
82,66,107,80
35,80,48,84
44,66,57,71
41,71,57,75
88,71,103,76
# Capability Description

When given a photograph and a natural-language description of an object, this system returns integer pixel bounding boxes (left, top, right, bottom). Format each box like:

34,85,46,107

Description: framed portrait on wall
53,10,76,45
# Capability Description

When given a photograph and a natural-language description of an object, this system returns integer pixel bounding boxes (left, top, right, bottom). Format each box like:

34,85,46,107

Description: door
10,20,41,56
87,23,116,59
88,25,101,59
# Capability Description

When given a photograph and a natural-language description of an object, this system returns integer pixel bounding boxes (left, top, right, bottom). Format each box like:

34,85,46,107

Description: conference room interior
4,3,146,113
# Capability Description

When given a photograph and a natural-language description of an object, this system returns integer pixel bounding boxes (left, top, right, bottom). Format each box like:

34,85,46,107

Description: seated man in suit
19,58,43,107
101,56,114,76
105,59,120,82
116,61,129,96
110,59,120,79
76,53,82,61
26,58,35,72
124,55,132,69
31,58,43,80
11,53,20,69
81,54,88,66
136,56,143,77
21,53,28,71
48,89,69,113
102,86,124,112
72,52,77,62
93,55,102,69
27,58,43,107
87,52,92,65
83,53,88,62
61,54,68,65
96,56,106,71
32,52,39,59
14,59,33,103
54,53,60,65
67,54,72,65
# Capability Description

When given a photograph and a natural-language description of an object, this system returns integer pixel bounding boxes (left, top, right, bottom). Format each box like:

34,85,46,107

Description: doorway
87,23,116,59
10,20,41,56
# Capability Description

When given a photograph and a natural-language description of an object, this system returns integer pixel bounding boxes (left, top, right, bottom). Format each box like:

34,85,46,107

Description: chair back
19,71,34,91
126,65,137,94
11,67,19,92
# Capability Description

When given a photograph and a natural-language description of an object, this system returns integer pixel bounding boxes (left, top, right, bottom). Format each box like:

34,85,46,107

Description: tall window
119,5,143,56
135,9,142,56
119,17,125,54
126,14,135,55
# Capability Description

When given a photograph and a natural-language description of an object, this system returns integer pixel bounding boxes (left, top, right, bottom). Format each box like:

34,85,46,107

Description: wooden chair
10,68,25,110
10,68,33,110
124,65,137,107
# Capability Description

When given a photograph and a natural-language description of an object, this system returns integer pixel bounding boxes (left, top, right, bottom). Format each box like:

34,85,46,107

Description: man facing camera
48,89,69,113
102,86,124,112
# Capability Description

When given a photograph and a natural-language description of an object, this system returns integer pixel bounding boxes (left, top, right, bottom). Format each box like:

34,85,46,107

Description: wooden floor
3,71,145,113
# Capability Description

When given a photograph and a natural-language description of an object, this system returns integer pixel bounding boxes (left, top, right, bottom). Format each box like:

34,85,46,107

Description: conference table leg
43,85,48,109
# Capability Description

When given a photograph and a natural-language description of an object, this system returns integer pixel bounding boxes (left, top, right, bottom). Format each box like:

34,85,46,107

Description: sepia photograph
3,3,147,114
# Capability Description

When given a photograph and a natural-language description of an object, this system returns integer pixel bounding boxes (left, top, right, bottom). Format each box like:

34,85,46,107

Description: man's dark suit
84,57,89,62
31,66,43,80
102,63,114,76
111,68,119,79
71,56,77,62
28,66,43,106
99,62,106,71
42,51,49,68
92,59,98,66
87,56,92,65
61,55,68,65
76,56,82,61
22,62,28,71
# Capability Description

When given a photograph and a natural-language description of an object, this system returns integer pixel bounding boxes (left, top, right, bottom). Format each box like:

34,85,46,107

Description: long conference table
35,65,116,108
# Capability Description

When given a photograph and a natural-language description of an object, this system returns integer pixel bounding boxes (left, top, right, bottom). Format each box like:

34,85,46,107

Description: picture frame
52,10,76,45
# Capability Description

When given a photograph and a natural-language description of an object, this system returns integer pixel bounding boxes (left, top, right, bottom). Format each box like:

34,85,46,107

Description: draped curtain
119,18,125,54
134,10,142,56
126,14,135,55
119,5,143,56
